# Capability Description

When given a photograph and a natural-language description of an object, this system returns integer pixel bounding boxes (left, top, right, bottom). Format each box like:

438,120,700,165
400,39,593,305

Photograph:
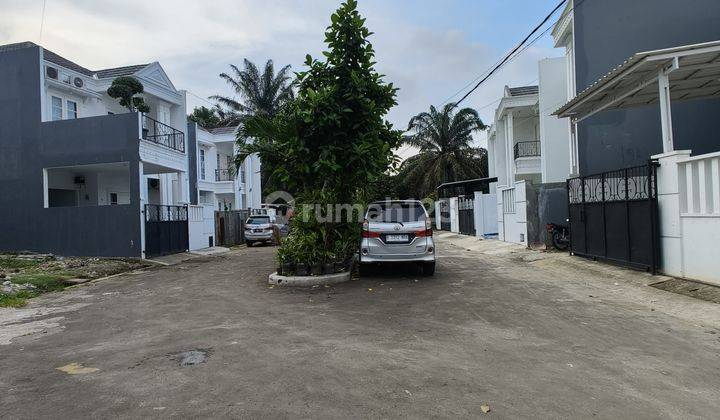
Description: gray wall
0,45,142,257
537,183,569,244
574,0,720,175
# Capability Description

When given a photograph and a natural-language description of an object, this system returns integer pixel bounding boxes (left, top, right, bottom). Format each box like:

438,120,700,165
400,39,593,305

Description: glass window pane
67,100,78,119
51,96,63,121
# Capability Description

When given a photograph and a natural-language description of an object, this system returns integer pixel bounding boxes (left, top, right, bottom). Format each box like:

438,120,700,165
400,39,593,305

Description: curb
268,271,351,287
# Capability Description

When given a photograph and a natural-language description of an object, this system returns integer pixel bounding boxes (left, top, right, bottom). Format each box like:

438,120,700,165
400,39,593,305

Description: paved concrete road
1,236,719,419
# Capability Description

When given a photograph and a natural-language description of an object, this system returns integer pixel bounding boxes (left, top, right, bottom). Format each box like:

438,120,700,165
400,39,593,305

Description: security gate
145,204,189,257
567,163,659,272
440,201,451,231
458,197,475,235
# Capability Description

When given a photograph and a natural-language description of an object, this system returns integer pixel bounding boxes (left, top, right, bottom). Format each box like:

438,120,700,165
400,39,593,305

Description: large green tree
236,0,401,267
398,103,488,198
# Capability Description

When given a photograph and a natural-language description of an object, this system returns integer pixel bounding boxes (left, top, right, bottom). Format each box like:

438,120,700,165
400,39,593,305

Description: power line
186,90,216,108
39,0,47,42
451,0,568,107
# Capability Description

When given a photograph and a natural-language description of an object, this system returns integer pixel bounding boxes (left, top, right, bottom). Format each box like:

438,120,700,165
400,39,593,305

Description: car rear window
247,217,270,224
366,202,426,223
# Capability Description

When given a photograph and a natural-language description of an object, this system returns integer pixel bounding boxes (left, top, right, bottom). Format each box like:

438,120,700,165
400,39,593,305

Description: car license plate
385,234,408,242
253,229,263,233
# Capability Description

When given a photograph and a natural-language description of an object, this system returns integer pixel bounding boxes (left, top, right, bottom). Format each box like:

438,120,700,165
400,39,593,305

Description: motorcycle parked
546,223,570,251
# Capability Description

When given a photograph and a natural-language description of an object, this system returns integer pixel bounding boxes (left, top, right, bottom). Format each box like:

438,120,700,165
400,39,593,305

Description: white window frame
200,149,206,180
66,100,78,119
51,96,63,121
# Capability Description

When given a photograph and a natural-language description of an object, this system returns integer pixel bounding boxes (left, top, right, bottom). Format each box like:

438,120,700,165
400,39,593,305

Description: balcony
513,141,541,159
141,114,185,153
215,169,233,182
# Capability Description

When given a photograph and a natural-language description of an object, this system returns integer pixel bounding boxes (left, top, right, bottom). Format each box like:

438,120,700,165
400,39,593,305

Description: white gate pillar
449,197,459,233
652,149,691,277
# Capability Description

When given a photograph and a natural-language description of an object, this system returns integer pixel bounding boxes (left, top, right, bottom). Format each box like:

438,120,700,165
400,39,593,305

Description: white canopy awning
554,40,720,153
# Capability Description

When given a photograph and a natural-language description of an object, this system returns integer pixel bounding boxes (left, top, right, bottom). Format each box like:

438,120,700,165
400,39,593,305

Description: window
240,162,246,183
200,149,206,180
66,100,78,119
61,73,71,84
51,96,63,121
110,193,118,205
216,154,221,170
366,202,427,223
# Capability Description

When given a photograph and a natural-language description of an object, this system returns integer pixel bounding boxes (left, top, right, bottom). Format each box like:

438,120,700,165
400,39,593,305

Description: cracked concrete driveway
1,234,720,419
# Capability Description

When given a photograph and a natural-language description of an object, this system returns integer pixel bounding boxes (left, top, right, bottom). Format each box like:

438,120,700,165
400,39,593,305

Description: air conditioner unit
46,66,58,79
73,77,84,88
149,178,159,189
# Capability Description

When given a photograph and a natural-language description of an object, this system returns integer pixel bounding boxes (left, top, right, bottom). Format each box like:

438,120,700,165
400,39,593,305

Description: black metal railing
145,204,188,222
215,169,232,181
141,114,185,153
514,141,541,159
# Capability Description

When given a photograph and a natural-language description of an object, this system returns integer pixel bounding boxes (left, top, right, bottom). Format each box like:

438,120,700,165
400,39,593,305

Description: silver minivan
359,200,435,276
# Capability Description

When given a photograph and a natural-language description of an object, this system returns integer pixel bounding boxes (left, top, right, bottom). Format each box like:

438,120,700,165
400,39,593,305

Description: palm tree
398,103,488,198
188,106,221,129
210,59,294,126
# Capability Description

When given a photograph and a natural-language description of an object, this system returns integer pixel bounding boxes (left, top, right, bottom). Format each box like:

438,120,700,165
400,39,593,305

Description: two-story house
0,42,190,258
551,0,720,284
487,57,572,245
187,124,262,212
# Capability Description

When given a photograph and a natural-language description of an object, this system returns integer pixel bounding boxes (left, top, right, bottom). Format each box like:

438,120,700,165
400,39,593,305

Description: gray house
553,0,720,175
551,1,720,283
0,42,190,258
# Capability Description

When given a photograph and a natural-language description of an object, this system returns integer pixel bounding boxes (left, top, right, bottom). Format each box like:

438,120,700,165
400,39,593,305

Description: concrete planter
268,271,351,287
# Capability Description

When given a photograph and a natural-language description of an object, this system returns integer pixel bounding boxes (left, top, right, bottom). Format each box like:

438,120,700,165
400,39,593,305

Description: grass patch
0,257,40,270
0,290,39,308
9,273,70,292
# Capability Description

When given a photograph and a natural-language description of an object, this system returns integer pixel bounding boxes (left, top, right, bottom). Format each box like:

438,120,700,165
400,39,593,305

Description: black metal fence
514,141,541,159
142,114,185,153
215,169,232,181
458,197,475,235
567,162,659,272
145,204,188,257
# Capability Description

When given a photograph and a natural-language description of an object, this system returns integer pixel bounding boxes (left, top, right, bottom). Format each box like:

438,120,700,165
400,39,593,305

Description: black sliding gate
440,201,451,231
145,204,189,257
458,197,475,235
567,163,659,273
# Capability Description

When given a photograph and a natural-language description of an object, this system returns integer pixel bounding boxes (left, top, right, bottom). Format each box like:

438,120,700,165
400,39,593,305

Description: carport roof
554,40,720,122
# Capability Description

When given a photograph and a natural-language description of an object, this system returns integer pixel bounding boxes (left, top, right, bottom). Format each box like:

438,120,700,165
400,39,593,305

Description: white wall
474,191,498,237
538,57,572,183
655,150,720,286
497,181,529,244
449,197,459,233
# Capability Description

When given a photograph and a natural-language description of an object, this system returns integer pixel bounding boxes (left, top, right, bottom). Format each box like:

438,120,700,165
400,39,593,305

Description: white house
487,66,572,245
193,125,262,211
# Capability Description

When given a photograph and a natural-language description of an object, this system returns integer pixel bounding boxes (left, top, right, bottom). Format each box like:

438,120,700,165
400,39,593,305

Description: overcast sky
1,0,563,155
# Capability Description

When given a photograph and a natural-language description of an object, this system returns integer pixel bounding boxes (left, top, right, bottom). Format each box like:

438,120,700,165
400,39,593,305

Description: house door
567,162,659,272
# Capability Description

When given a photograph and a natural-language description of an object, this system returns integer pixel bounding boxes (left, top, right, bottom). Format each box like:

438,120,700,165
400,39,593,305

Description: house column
658,70,675,153
506,111,515,184
139,162,147,259
651,150,691,278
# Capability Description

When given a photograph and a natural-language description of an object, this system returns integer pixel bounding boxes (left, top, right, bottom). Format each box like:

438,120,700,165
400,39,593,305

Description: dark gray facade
574,0,720,175
0,45,142,257
537,183,568,244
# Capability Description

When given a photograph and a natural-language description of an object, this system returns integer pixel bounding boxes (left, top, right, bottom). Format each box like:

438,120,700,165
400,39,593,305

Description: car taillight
416,229,432,237
361,219,380,238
